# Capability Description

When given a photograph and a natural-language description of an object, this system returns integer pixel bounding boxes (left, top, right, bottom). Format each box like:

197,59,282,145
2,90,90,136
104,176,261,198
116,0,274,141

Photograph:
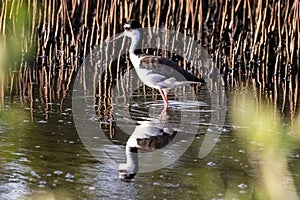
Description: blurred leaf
0,1,37,73
231,93,299,200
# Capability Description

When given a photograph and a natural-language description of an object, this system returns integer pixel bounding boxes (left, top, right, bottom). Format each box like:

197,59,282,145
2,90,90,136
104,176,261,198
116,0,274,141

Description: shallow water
0,86,300,199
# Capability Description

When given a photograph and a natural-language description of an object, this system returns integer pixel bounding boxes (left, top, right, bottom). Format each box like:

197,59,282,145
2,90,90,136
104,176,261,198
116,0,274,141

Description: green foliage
0,1,38,75
232,93,299,199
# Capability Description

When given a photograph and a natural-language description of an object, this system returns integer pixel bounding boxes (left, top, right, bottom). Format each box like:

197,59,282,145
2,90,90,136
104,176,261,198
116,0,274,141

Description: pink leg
159,89,169,107
163,89,168,104
159,106,167,120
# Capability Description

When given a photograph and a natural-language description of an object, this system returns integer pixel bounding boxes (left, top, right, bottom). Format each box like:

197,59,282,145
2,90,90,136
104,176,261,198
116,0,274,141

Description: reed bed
0,0,299,116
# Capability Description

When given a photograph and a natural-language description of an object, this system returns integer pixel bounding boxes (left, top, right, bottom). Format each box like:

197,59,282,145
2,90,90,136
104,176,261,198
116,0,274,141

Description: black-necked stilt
109,19,205,108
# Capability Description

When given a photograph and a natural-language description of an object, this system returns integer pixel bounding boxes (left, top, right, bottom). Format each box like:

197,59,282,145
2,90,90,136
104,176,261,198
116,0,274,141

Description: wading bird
108,19,205,109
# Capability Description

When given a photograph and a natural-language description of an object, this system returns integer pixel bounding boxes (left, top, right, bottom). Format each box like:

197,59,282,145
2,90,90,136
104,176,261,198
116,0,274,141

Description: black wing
139,56,205,83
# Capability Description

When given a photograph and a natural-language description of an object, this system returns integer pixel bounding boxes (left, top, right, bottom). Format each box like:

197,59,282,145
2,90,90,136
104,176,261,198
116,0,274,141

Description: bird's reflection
119,109,179,181
95,78,205,181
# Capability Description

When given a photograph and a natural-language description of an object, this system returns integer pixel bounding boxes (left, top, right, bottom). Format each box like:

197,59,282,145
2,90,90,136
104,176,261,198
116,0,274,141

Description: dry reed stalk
253,0,262,49
9,71,14,98
124,0,129,20
118,1,123,26
101,0,107,41
219,0,228,39
197,0,203,41
138,0,144,23
0,7,4,37
177,0,184,29
1,0,8,38
95,1,101,45
18,69,23,103
289,80,295,119
23,66,29,101
70,0,76,18
184,0,190,30
0,77,4,108
230,0,235,35
9,0,15,21
27,77,34,119
0,0,298,116
90,15,96,50
30,0,37,46
64,0,75,45
277,2,283,48
128,2,134,21
49,1,57,30
154,0,161,28
294,74,298,113
164,0,170,29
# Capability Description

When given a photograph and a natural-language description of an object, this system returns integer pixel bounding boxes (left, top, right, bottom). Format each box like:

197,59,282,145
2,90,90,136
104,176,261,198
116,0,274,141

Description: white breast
130,53,165,89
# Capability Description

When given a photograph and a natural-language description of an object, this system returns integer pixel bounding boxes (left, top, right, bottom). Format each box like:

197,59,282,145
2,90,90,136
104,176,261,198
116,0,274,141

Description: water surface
0,87,299,199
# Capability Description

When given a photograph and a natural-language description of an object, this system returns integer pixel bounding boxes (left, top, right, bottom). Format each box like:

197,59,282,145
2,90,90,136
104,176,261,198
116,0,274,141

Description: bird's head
119,167,136,181
106,19,142,43
123,19,142,39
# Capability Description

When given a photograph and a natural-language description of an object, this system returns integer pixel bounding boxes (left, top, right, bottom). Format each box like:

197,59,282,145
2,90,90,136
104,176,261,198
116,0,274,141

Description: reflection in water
199,62,227,158
94,62,210,180
119,110,179,181
1,80,300,199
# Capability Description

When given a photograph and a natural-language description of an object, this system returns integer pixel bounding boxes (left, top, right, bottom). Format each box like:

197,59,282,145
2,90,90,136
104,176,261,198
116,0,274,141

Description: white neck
120,137,138,174
128,30,140,54
125,146,138,173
